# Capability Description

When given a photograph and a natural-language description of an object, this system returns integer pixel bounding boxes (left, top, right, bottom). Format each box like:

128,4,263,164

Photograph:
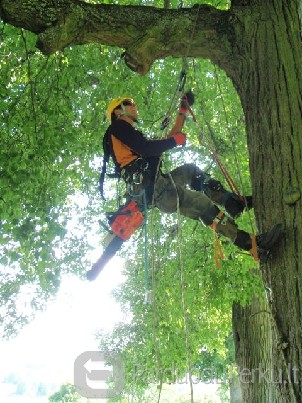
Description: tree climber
100,95,281,261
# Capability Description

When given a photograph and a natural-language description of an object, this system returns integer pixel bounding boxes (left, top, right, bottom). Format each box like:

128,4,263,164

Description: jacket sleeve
111,121,177,157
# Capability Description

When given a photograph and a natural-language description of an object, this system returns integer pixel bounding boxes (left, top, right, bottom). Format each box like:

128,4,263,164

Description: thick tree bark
233,297,275,403
1,0,302,401
229,1,302,402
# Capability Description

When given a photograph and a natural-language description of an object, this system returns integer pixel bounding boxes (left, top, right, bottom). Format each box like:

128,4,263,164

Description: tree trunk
233,296,277,402
228,1,302,402
230,375,242,403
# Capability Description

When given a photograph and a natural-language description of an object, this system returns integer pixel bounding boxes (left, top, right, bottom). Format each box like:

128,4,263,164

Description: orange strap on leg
210,211,224,231
213,231,225,269
210,211,225,269
249,234,259,262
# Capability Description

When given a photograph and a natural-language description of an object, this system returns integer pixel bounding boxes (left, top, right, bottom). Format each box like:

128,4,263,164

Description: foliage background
1,1,263,397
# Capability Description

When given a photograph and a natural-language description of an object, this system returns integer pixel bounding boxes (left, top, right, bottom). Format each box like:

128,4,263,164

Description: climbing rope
212,65,257,237
160,1,201,133
149,206,164,403
142,190,152,302
126,186,152,300
189,100,258,262
164,163,194,403
146,161,167,402
160,69,187,131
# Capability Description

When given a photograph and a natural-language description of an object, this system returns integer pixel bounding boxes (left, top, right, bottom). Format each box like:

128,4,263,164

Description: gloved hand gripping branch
172,132,187,146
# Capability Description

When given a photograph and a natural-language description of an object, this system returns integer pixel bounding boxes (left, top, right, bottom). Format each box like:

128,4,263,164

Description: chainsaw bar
86,233,124,281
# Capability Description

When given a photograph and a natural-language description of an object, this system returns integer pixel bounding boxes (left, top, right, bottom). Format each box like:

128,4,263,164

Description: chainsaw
86,200,144,281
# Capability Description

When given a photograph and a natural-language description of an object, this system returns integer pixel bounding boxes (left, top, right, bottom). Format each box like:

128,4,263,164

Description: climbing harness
121,158,151,188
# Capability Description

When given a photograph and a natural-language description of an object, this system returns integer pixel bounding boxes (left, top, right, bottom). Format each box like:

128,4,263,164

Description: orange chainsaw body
110,200,144,240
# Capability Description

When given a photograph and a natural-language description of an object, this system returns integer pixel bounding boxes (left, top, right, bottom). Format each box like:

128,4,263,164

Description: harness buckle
121,158,150,185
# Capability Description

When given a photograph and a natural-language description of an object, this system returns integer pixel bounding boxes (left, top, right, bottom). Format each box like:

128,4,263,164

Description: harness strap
100,129,121,200
213,231,225,269
209,211,225,231
209,211,225,268
249,234,259,262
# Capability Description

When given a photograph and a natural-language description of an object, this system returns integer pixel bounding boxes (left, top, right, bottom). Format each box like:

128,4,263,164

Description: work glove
179,89,195,113
172,132,187,146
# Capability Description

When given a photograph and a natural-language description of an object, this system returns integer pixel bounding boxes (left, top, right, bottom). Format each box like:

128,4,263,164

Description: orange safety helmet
106,97,135,122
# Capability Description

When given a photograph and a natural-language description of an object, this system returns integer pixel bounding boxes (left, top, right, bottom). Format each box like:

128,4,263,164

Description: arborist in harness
86,93,281,280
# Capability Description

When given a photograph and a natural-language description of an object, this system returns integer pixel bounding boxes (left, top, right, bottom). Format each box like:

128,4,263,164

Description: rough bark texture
233,297,278,402
229,1,302,402
230,375,243,402
1,0,302,401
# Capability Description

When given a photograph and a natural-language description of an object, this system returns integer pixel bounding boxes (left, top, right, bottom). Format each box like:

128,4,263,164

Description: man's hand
172,132,187,145
179,89,195,113
167,91,194,137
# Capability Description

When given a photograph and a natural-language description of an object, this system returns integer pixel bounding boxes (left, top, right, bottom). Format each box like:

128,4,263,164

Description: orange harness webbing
187,106,243,199
249,234,259,262
210,211,225,268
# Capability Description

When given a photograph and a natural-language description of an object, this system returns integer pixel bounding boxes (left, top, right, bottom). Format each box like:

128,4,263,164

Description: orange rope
187,105,243,198
249,234,259,262
184,96,258,264
213,231,225,269
210,211,225,269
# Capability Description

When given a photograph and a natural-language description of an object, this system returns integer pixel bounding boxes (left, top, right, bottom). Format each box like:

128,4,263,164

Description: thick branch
0,0,233,74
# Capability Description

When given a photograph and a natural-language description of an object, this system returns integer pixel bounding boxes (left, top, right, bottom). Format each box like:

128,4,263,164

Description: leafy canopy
0,4,259,384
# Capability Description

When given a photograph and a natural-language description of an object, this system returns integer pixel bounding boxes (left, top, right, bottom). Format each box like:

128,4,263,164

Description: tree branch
0,0,233,74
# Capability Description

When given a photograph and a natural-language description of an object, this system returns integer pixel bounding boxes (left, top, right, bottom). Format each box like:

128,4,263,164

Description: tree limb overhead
0,0,232,74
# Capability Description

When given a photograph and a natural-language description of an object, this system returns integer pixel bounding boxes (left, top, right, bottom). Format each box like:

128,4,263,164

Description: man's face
120,99,138,121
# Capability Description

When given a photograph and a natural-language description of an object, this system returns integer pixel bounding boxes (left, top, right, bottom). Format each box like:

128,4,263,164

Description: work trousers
153,164,213,219
130,163,238,241
143,163,237,241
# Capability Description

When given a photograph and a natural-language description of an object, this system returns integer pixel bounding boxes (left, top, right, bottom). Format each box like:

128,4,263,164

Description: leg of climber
233,224,283,258
202,179,253,219
203,206,282,258
153,171,281,258
190,168,253,219
164,163,252,219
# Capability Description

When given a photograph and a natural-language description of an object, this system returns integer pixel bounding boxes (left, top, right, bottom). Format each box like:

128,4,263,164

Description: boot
234,224,282,260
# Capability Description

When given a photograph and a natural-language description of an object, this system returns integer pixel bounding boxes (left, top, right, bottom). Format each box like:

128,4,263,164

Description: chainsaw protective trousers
152,163,240,241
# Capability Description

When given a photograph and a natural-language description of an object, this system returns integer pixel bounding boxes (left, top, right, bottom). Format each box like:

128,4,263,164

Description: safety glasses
122,100,136,107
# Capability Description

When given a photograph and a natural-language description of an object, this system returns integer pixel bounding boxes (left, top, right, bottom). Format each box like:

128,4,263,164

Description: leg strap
209,211,225,268
210,211,225,231
249,234,259,262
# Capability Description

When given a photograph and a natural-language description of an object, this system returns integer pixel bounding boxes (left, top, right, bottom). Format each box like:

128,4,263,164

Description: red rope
187,105,243,199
